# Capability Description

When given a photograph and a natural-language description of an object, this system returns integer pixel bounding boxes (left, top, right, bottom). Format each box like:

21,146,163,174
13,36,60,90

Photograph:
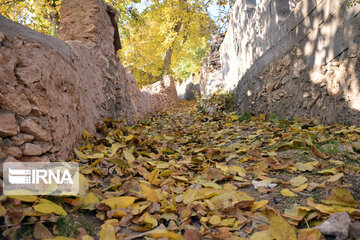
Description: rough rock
0,151,6,160
316,212,351,240
41,143,53,154
60,0,116,58
15,65,42,86
20,119,52,142
0,93,32,116
13,39,23,48
2,146,22,158
0,156,22,178
49,145,61,153
350,221,360,238
20,155,49,162
11,134,35,146
25,92,51,116
252,180,278,189
0,113,19,137
23,143,43,156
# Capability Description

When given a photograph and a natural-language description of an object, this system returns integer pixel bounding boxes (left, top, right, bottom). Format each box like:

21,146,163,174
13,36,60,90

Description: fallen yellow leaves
298,228,323,240
145,228,183,239
292,183,308,192
290,176,308,187
99,221,116,240
295,162,314,172
322,188,358,207
8,195,38,202
0,204,6,217
209,215,221,225
140,183,164,202
311,145,330,159
2,99,360,239
269,212,297,240
138,212,158,229
33,199,67,216
281,188,298,197
100,196,136,209
123,149,135,165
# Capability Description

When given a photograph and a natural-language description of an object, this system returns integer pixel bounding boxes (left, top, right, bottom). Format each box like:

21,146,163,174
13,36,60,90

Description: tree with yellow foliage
119,0,216,85
0,0,61,35
0,0,219,86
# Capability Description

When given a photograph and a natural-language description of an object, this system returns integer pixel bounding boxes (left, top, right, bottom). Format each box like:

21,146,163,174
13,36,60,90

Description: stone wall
0,0,178,166
142,75,180,110
219,0,360,124
199,34,224,97
176,74,201,100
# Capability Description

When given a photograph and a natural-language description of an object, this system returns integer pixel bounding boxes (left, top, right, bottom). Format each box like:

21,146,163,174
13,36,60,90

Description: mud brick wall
0,0,178,167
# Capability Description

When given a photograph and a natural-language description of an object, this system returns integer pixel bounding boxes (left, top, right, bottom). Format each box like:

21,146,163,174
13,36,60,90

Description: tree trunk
48,0,60,36
161,21,182,76
50,12,60,36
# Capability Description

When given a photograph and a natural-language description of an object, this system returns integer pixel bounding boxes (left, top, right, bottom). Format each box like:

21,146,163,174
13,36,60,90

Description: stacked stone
203,34,224,72
0,114,54,164
0,0,181,170
0,36,57,168
199,34,225,97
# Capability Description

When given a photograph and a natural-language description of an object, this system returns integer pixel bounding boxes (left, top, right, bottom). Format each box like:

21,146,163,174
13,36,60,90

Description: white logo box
3,162,79,196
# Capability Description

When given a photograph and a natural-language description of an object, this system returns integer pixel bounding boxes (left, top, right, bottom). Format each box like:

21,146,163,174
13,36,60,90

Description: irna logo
8,168,74,185
3,162,79,196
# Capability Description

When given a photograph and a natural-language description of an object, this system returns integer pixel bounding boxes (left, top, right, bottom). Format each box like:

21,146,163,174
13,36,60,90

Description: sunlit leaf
289,176,308,187
269,212,297,240
33,199,67,216
101,196,136,209
138,212,158,229
99,222,116,240
280,189,298,197
298,228,322,240
322,188,358,207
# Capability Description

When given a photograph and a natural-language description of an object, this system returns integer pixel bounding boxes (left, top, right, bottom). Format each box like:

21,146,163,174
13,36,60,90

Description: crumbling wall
218,0,360,124
0,0,179,165
142,75,180,109
199,34,224,97
176,74,201,100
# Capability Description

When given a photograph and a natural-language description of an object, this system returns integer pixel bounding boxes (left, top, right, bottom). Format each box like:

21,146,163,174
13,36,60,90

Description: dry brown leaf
34,222,54,239
184,228,202,240
311,145,330,159
298,228,323,240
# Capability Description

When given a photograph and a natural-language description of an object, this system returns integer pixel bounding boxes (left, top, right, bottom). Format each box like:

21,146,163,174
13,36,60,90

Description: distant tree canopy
0,0,140,35
0,0,227,86
120,0,217,85
0,0,61,35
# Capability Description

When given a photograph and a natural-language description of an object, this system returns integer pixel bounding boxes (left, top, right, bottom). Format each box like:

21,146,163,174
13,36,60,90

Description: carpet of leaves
1,100,360,240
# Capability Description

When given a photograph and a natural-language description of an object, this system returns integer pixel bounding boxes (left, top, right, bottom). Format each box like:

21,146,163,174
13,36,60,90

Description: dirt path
2,99,360,240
